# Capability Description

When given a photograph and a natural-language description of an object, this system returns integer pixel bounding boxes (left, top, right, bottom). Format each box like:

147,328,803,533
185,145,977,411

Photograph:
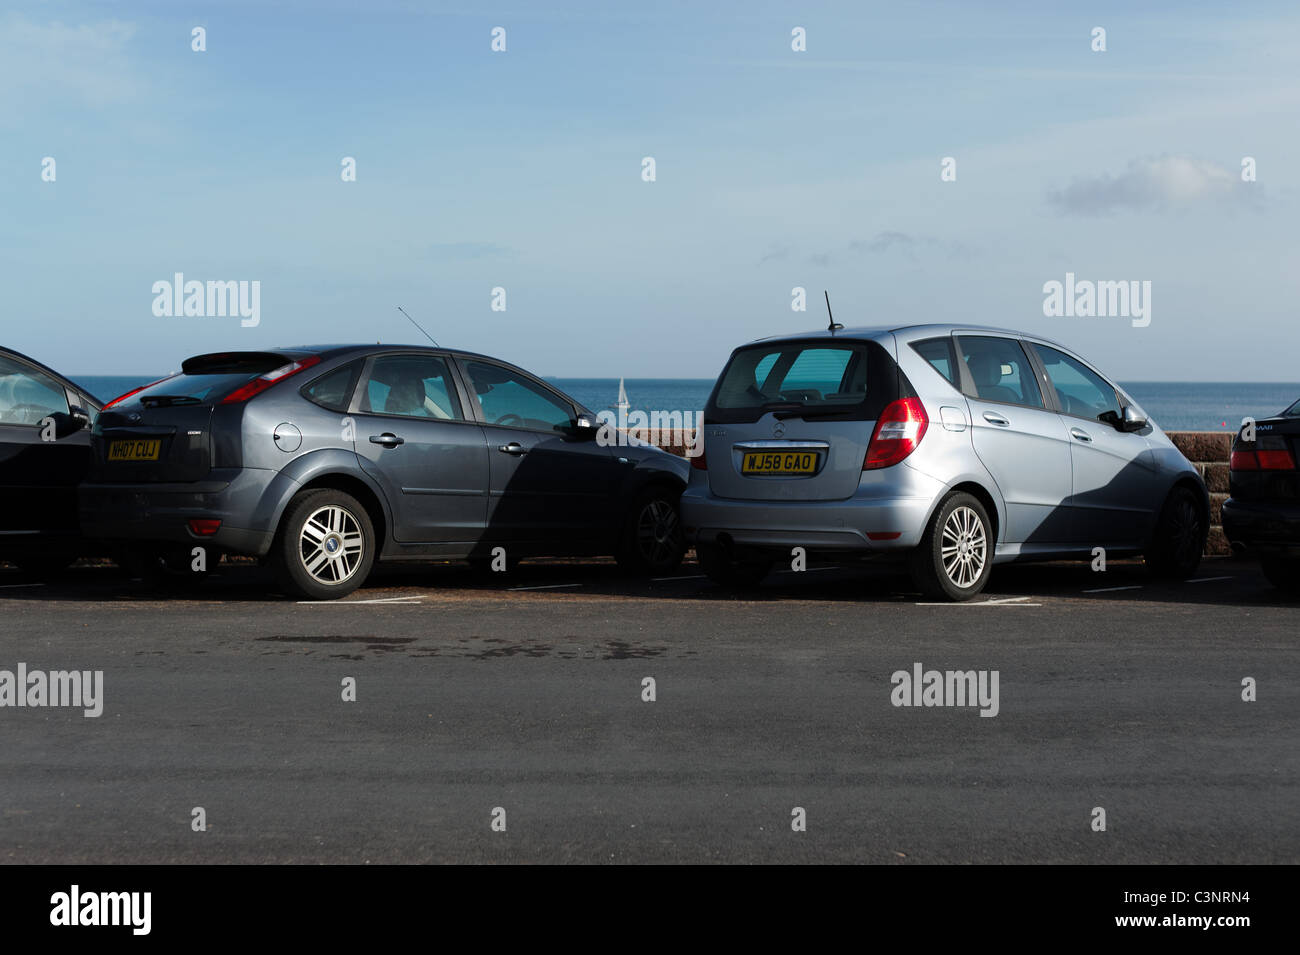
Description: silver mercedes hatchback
680,324,1209,600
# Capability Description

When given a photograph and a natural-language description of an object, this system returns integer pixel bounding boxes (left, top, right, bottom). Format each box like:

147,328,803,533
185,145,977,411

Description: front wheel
617,488,686,575
909,492,993,601
1145,487,1205,579
273,489,375,600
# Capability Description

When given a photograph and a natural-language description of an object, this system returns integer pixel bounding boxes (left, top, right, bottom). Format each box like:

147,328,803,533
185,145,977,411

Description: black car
0,347,101,575
79,345,688,598
1222,400,1300,590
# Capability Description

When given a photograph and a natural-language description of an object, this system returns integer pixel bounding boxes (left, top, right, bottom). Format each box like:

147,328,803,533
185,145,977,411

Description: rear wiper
773,406,858,420
140,395,202,407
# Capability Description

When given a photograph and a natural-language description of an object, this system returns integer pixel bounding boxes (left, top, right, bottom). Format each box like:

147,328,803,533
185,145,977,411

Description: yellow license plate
741,450,818,475
108,439,161,462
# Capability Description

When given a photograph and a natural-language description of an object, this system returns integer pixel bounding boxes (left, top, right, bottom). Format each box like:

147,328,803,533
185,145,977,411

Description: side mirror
568,415,600,440
1120,405,1147,432
47,410,87,439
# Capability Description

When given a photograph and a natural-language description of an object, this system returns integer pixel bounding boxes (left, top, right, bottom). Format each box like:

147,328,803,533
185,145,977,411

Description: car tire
1261,558,1300,592
909,491,993,601
616,487,686,575
1145,486,1205,579
273,489,375,600
696,542,771,589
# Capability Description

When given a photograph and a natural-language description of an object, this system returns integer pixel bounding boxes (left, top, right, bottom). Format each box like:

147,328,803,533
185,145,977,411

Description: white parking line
915,596,1042,606
0,583,44,589
1082,585,1143,593
653,574,708,582
508,583,583,591
1187,576,1233,583
298,596,425,605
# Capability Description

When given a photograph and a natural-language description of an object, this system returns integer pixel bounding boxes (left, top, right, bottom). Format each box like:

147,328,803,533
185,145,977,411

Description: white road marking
1187,576,1233,583
915,596,1042,606
1082,585,1143,593
652,574,708,582
0,583,44,589
508,583,582,591
298,595,425,605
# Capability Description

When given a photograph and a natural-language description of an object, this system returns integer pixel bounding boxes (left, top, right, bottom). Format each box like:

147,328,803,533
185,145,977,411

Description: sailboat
611,377,630,418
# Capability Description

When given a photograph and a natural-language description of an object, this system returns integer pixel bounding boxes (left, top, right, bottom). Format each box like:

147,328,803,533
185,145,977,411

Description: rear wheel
1145,486,1205,579
273,489,375,600
1261,558,1300,592
909,491,993,601
696,542,771,589
617,488,685,575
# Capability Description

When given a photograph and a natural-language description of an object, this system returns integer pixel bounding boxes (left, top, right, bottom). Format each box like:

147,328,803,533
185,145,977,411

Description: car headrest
966,353,1002,389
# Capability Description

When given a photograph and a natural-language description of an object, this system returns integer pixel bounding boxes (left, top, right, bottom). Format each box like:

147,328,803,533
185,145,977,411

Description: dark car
0,347,102,575
78,345,687,598
1222,400,1300,590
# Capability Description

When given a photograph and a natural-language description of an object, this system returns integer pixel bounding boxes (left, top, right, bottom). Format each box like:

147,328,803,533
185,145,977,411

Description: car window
360,355,462,420
1033,345,1121,421
954,336,1043,408
302,361,361,412
717,345,866,407
911,337,959,387
0,355,70,425
462,361,575,432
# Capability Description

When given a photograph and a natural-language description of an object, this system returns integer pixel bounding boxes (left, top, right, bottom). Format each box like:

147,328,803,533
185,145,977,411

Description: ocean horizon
73,374,1298,433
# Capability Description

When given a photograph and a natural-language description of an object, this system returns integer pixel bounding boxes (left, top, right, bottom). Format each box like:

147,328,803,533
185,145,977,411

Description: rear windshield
705,339,902,423
130,354,293,406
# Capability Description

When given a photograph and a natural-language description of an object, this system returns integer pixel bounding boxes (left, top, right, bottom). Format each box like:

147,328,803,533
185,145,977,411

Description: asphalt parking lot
1,554,1296,864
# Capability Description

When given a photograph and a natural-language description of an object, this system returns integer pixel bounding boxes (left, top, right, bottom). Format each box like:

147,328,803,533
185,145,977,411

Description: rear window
911,337,959,386
706,340,902,423
131,353,297,406
302,361,361,412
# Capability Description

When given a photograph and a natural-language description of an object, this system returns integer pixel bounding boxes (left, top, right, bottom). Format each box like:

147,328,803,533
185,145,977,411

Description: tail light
221,355,322,404
188,519,222,536
101,375,178,410
1230,436,1296,471
690,448,707,470
864,397,928,470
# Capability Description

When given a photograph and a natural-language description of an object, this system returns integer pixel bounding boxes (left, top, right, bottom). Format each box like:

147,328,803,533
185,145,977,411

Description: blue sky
2,0,1297,381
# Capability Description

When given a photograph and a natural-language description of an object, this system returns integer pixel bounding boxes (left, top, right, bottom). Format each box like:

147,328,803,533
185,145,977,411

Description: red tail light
864,397,928,470
220,355,321,404
188,518,222,536
1231,437,1296,471
101,375,177,409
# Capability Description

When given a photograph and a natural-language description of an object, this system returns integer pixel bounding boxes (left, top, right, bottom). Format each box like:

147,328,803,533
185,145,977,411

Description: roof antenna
396,305,439,346
824,290,843,333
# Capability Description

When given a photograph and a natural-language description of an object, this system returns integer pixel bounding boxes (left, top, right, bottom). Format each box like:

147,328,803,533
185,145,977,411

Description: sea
73,375,1297,433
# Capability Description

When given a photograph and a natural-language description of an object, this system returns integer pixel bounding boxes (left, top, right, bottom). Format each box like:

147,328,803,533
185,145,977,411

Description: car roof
741,323,1077,353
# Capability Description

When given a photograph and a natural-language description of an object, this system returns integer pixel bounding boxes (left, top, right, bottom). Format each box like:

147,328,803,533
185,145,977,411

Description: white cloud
1048,156,1251,215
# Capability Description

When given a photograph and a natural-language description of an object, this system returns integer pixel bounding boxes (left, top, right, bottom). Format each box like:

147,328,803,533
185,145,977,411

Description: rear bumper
78,467,281,556
680,467,945,556
1221,498,1300,558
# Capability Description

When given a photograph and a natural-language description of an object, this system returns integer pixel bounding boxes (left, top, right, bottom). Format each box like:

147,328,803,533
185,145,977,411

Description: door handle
982,411,1010,426
1070,427,1092,443
369,433,404,447
498,442,528,455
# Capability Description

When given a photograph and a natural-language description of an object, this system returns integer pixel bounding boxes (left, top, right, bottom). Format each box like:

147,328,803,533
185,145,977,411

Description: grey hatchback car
79,346,687,598
681,324,1208,600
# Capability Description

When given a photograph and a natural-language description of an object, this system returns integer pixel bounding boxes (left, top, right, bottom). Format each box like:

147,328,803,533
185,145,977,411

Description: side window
359,355,462,420
911,337,959,387
0,356,70,426
301,361,361,412
462,361,575,432
1033,345,1121,421
954,336,1043,408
